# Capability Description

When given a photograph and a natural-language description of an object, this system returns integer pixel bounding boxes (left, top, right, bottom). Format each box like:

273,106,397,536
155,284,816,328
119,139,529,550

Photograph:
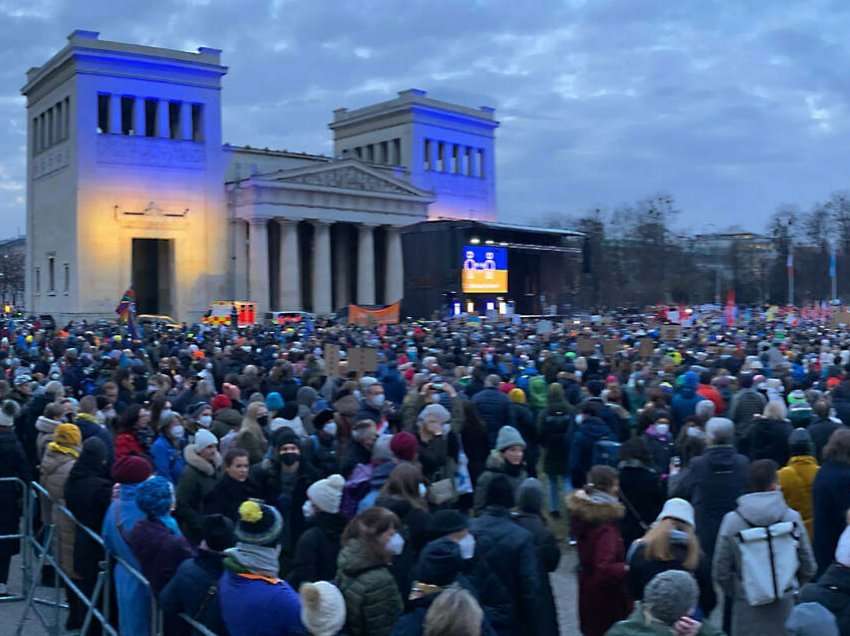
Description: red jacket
698,384,726,415
115,432,145,461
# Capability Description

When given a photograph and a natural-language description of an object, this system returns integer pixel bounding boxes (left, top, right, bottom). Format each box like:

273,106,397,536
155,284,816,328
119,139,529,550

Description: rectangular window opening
144,99,157,137
47,257,55,293
393,139,401,166
35,268,40,294
54,102,63,142
97,94,109,134
63,97,70,140
63,263,70,293
32,118,39,154
380,141,389,164
437,142,445,172
168,101,180,139
423,139,431,170
477,149,485,178
191,103,204,142
121,96,134,134
354,147,362,159
47,108,54,147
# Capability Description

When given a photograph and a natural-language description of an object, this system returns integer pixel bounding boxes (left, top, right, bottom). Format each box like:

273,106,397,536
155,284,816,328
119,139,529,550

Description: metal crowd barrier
5,479,223,636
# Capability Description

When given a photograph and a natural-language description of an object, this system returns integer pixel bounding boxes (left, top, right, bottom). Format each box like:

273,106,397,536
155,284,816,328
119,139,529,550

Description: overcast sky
2,0,850,238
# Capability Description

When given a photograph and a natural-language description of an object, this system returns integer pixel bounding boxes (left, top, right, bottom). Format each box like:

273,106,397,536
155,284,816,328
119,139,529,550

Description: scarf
224,543,280,578
587,490,620,507
47,441,79,458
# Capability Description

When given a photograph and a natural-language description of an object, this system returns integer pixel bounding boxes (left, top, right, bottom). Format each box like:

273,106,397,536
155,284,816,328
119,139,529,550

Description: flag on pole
725,289,737,327
115,288,139,339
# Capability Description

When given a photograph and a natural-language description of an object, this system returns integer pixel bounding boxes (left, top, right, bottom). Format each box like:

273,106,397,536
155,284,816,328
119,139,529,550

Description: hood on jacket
566,489,625,524
214,408,242,428
296,386,318,406
703,444,740,471
337,537,386,575
36,415,61,434
735,490,789,526
184,443,222,477
578,415,612,441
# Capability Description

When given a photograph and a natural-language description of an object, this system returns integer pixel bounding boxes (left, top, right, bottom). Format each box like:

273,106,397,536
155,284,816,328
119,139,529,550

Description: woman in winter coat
308,409,340,477
641,410,675,475
813,429,850,574
415,404,459,497
114,403,154,461
538,382,572,517
512,478,561,636
0,400,32,596
778,427,820,539
566,464,631,636
336,506,404,636
230,401,269,465
35,401,65,461
459,400,490,487
746,400,793,465
508,389,539,478
150,412,188,485
175,429,223,545
617,437,666,551
473,425,528,514
288,474,347,590
203,447,261,523
626,498,716,619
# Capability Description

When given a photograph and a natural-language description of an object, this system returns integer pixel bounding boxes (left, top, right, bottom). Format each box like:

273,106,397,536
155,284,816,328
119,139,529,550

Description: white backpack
735,512,801,606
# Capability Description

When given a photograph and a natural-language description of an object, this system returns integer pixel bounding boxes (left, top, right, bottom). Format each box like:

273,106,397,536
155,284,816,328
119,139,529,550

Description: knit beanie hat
495,425,526,451
644,570,698,625
656,498,695,527
508,388,526,404
786,602,839,636
194,429,218,452
516,478,544,514
299,581,346,636
307,474,345,514
835,525,850,567
111,455,153,484
136,476,174,518
236,499,282,547
271,427,301,450
418,403,450,425
0,400,20,427
265,392,284,412
202,514,235,552
313,409,335,429
211,394,232,412
416,538,463,586
390,431,418,462
428,510,468,538
789,427,814,456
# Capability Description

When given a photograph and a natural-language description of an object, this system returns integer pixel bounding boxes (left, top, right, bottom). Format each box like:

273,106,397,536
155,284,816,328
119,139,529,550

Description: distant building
687,232,774,303
0,236,25,308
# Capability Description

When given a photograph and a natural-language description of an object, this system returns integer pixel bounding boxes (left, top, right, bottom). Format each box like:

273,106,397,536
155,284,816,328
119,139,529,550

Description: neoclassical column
312,221,333,315
248,219,270,315
233,219,248,300
385,226,404,303
133,97,146,136
109,94,122,134
357,224,376,305
156,99,170,138
180,101,193,140
334,225,351,309
278,218,301,310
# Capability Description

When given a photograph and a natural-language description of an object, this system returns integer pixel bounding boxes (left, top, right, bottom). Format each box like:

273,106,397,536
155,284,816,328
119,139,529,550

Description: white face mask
169,425,185,440
199,415,212,428
370,394,385,408
386,531,405,556
323,421,338,437
418,483,427,498
161,408,174,422
458,533,476,560
302,500,316,519
655,423,670,436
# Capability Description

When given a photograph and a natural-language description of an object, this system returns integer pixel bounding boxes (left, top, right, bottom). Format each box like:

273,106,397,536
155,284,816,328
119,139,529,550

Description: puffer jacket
35,415,61,461
472,387,513,447
39,449,77,576
336,538,403,636
175,444,222,545
473,450,528,514
778,454,819,539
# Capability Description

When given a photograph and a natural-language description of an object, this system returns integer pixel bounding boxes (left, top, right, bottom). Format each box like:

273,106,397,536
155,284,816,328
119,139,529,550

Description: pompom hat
236,499,282,547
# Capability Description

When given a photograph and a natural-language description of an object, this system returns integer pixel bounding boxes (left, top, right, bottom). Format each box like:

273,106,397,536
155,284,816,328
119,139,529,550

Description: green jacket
606,606,726,636
528,376,548,410
336,538,402,636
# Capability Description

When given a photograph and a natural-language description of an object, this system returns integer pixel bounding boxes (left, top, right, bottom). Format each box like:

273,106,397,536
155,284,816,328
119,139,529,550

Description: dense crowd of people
1,308,850,635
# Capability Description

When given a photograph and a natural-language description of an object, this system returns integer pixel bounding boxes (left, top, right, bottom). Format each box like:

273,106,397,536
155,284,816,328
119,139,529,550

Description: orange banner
348,302,400,326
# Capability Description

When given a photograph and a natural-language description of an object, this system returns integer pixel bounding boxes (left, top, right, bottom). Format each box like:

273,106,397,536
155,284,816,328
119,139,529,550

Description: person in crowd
422,587,485,636
607,570,723,636
617,437,666,551
340,419,378,478
203,447,261,522
74,395,114,462
511,478,560,636
210,393,242,439
538,382,571,517
151,411,188,484
35,401,66,460
786,602,840,636
0,400,31,597
728,372,767,453
809,400,845,462
231,401,269,465
127,475,194,595
569,401,615,489
641,410,675,475
814,429,850,575
697,371,726,415
39,422,82,628
175,428,222,545
470,474,539,636
714,459,816,636
799,523,850,635
671,371,702,431
309,409,340,477
567,465,631,636
473,425,527,514
668,426,707,496
508,388,538,478
299,581,348,636
788,389,815,427
336,506,404,636
289,474,347,590
460,400,491,488
415,403,456,482
626,498,716,619
101,455,154,636
747,399,793,465
159,514,236,636
672,417,749,563
778,427,820,539
472,374,513,448
64,437,112,636
114,403,154,461
219,500,304,636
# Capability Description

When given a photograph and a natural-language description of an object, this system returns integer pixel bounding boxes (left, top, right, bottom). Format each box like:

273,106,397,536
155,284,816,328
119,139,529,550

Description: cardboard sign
602,339,621,356
324,344,341,376
348,347,378,373
660,325,682,342
639,338,654,358
577,336,596,355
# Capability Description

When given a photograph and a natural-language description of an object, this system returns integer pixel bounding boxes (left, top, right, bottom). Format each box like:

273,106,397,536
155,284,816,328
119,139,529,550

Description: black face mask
279,452,299,466
257,415,269,427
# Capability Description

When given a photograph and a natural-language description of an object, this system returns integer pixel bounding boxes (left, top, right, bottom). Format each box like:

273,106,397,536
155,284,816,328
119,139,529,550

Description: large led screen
461,245,508,293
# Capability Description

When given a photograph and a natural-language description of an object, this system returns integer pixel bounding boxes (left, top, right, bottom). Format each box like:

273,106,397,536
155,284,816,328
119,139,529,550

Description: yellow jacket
778,455,819,539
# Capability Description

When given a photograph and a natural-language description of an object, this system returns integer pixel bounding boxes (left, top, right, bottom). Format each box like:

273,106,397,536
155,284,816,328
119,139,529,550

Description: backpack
340,463,374,520
735,512,801,606
592,440,620,467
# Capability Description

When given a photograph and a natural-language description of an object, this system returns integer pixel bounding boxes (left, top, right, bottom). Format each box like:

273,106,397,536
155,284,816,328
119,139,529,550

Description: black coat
799,563,850,636
813,461,850,575
339,440,373,479
809,417,846,462
747,417,792,465
375,495,432,600
617,463,666,551
0,429,31,559
307,433,339,478
159,550,229,636
538,409,570,476
469,506,540,636
472,388,513,448
288,511,346,591
202,474,262,524
64,447,112,582
511,512,560,636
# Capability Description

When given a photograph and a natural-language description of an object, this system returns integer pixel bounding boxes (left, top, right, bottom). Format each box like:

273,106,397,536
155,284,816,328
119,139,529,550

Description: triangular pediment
264,159,432,199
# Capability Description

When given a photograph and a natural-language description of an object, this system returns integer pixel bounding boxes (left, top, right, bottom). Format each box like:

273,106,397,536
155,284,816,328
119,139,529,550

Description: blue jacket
151,435,187,485
101,484,150,636
160,550,228,636
671,385,702,429
218,570,304,636
568,415,614,487
813,460,850,576
472,387,513,448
